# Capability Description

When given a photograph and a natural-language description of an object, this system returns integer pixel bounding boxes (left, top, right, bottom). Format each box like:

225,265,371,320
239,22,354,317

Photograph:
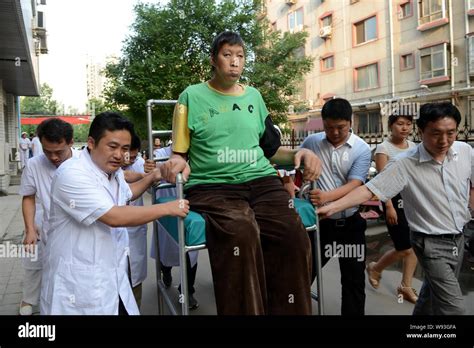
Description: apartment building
86,55,105,101
264,0,474,142
0,0,47,192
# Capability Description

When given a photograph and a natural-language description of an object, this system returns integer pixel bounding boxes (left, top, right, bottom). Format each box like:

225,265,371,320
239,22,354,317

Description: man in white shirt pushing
41,112,189,315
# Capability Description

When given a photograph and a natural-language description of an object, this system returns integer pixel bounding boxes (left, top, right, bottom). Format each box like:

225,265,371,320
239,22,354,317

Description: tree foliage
104,0,313,138
21,83,59,115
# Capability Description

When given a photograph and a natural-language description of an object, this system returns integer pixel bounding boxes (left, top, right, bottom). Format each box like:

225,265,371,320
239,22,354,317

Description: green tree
104,0,313,138
21,83,59,115
86,98,107,117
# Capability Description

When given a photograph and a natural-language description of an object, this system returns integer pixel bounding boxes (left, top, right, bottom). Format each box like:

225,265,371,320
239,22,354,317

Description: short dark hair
416,102,461,131
210,31,245,70
88,111,135,144
321,98,352,122
130,134,141,151
37,118,73,144
388,115,413,128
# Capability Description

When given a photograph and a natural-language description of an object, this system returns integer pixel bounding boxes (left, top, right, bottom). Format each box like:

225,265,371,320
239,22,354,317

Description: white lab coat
31,137,43,157
19,149,81,269
150,146,198,267
19,137,31,168
123,157,147,287
40,149,139,315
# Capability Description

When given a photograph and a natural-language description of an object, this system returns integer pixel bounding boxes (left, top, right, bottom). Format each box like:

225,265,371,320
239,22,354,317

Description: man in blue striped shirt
301,98,371,315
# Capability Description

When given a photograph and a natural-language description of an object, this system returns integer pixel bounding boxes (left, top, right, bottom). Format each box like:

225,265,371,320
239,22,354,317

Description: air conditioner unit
319,26,332,39
286,0,297,5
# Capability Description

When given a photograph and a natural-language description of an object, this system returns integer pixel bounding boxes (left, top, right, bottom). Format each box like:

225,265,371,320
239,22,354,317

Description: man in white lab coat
121,134,147,308
19,119,79,315
41,112,189,315
19,132,31,169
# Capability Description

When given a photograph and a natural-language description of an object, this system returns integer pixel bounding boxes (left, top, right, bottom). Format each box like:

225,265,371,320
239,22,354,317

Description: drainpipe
16,96,21,141
388,0,395,99
466,0,471,89
448,0,455,103
342,0,348,98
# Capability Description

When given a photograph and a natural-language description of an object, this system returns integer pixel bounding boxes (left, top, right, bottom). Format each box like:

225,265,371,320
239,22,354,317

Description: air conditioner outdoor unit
286,0,297,5
319,26,332,39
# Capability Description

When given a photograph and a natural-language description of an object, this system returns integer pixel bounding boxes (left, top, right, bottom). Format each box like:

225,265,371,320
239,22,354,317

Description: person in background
19,132,31,169
121,134,148,308
152,137,162,159
367,114,418,304
31,131,43,157
19,119,79,315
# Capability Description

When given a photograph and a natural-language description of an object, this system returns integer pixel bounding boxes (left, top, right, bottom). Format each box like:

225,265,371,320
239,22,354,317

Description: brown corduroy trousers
185,176,312,315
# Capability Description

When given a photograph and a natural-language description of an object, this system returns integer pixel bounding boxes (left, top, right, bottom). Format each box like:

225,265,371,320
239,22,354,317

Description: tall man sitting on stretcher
147,31,322,315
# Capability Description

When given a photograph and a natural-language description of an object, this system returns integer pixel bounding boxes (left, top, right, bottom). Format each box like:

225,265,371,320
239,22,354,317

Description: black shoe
161,268,172,288
188,294,199,310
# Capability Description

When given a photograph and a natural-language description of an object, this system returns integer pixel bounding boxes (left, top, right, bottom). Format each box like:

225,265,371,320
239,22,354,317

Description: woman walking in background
366,114,419,304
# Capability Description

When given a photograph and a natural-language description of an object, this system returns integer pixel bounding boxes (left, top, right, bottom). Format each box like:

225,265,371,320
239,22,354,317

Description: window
354,16,377,45
468,36,474,75
321,14,332,27
470,0,474,10
420,43,448,80
321,55,334,71
401,53,414,70
400,1,413,18
355,63,379,90
357,111,381,134
3,105,9,143
288,8,303,32
418,0,446,25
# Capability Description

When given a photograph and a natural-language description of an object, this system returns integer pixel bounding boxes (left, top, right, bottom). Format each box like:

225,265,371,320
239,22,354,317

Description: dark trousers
310,213,367,315
186,176,312,315
161,254,198,294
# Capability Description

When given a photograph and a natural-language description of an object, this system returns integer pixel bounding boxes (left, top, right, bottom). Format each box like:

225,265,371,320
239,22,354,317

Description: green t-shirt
178,82,277,188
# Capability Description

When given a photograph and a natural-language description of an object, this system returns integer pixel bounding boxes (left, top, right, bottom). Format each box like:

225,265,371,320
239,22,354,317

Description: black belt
325,213,358,228
413,231,462,240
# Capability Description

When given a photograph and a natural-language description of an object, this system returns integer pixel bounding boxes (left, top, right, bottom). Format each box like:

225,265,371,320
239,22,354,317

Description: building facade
0,0,47,192
86,56,106,101
265,0,474,143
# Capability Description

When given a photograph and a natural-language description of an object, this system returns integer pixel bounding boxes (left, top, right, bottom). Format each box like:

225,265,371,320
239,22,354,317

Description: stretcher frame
146,99,324,315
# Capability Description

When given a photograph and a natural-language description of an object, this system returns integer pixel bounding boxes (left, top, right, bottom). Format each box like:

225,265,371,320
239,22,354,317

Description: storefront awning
21,115,91,125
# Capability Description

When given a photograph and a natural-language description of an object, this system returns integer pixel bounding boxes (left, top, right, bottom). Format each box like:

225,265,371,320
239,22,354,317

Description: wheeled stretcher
146,99,324,315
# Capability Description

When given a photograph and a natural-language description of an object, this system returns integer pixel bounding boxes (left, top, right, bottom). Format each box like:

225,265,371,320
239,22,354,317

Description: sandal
397,285,418,304
366,262,382,289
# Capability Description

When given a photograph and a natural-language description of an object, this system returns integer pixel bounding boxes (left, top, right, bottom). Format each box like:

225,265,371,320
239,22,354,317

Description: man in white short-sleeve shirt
41,112,189,315
19,119,78,315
